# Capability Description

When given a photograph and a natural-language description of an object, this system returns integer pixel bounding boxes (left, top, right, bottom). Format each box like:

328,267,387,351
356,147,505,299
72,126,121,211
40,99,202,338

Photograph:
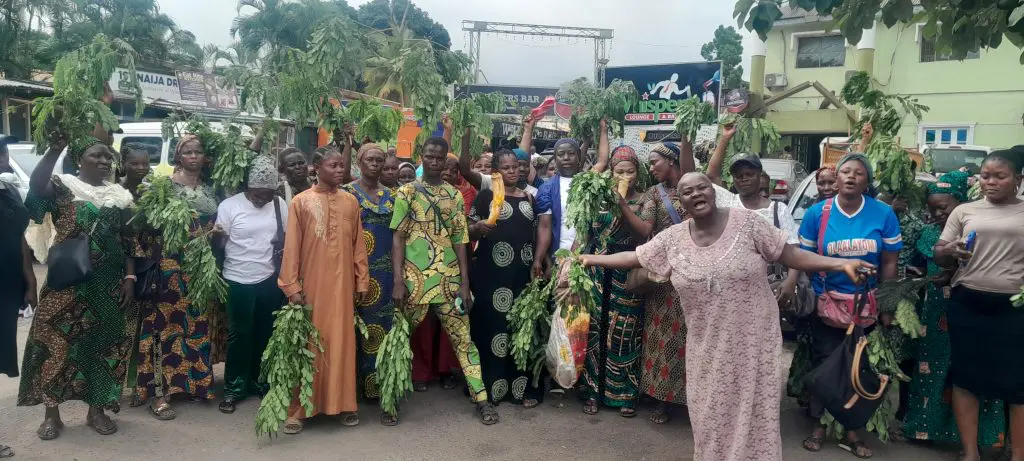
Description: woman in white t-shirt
213,155,288,415
706,125,802,307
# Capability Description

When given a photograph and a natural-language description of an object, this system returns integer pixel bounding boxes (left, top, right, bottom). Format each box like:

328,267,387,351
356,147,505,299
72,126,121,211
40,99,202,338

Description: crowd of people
0,109,1023,461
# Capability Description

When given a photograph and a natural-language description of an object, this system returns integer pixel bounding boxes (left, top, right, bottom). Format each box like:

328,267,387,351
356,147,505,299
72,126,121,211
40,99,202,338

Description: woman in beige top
934,148,1024,461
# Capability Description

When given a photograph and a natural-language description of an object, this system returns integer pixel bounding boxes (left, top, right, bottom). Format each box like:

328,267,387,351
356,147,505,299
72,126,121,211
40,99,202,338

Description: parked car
922,144,992,175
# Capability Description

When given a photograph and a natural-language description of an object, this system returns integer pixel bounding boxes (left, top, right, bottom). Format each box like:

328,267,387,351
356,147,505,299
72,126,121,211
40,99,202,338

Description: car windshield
10,150,40,175
791,179,820,224
929,148,988,175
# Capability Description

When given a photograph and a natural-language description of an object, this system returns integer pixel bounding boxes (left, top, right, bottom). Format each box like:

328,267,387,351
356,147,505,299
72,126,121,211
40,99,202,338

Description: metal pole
473,31,483,84
593,39,599,85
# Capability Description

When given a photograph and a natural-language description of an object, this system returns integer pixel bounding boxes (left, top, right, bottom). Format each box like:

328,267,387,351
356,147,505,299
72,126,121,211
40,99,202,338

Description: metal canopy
461,20,614,86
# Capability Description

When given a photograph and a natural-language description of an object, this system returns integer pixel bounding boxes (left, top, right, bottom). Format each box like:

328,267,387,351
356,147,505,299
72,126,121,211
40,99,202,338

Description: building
746,6,1024,170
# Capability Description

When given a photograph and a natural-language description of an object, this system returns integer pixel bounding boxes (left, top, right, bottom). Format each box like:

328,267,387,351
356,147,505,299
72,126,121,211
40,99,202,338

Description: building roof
0,78,54,94
777,1,920,24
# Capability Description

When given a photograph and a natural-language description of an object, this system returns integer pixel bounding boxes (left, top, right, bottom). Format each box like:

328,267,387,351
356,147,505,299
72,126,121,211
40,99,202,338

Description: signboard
604,61,722,125
108,68,182,103
492,120,565,141
175,71,239,110
454,84,559,116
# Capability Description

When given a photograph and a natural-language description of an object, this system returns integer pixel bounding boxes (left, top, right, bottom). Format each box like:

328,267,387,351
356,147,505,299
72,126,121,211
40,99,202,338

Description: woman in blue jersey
798,153,902,459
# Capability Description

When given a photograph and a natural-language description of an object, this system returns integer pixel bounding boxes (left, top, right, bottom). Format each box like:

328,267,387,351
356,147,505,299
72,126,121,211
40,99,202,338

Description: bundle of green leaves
876,278,928,337
715,113,781,185
553,249,598,323
842,71,929,139
255,303,323,437
865,134,917,199
376,310,414,417
509,277,556,387
562,78,639,141
674,96,719,142
566,171,619,241
447,92,505,156
32,34,145,157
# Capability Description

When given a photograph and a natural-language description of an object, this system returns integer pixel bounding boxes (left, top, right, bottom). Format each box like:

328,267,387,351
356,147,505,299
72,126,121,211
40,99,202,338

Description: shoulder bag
270,197,285,276
815,199,878,328
805,282,890,430
624,184,680,293
46,221,97,291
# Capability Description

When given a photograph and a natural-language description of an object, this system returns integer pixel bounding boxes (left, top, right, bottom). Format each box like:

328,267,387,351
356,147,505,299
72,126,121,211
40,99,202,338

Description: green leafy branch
562,78,639,141
509,277,556,387
255,303,323,438
376,309,414,418
674,96,719,143
553,249,598,323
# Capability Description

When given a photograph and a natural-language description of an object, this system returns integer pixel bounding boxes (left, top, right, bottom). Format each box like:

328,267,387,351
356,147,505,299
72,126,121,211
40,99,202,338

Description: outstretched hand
840,260,876,285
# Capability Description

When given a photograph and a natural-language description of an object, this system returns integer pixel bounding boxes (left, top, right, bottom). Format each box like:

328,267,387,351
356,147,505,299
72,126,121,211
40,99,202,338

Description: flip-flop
838,439,873,459
582,399,599,415
619,407,637,418
476,402,499,425
803,434,824,452
380,412,398,427
0,444,14,458
522,399,539,409
86,412,118,436
149,401,176,421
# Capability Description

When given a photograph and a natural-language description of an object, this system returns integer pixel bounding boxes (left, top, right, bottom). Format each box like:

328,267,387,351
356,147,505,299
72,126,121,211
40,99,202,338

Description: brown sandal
282,418,303,435
380,412,398,426
340,412,359,427
476,402,499,425
0,444,13,458
582,399,599,415
36,418,63,441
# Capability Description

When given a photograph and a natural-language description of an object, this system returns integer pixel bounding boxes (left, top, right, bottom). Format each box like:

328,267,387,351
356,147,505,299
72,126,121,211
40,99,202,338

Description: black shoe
218,399,237,414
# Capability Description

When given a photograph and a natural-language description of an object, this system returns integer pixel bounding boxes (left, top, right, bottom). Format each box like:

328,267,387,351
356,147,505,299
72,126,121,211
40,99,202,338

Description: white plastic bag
545,304,589,389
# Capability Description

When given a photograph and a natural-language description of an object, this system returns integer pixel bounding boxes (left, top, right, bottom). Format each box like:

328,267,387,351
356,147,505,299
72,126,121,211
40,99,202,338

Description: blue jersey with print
798,196,903,294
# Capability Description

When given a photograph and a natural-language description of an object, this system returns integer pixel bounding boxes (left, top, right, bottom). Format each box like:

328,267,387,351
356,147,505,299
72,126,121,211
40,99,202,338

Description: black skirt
948,286,1024,405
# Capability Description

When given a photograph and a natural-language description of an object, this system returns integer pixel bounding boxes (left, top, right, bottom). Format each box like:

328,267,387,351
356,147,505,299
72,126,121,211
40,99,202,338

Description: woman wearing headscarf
397,162,417,186
798,153,903,459
630,141,688,424
903,170,1006,450
18,134,138,440
466,148,540,408
341,144,400,425
582,172,873,461
213,155,287,414
580,127,649,417
815,166,839,203
933,149,1024,461
135,134,223,421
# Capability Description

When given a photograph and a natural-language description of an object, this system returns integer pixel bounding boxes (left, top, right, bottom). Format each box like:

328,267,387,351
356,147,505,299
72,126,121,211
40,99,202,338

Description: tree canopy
701,25,747,89
733,0,1024,64
356,0,452,49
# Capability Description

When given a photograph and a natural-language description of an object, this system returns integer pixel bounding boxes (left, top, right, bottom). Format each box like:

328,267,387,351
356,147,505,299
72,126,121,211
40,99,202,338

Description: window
920,125,973,147
921,38,980,63
120,136,164,164
796,35,846,69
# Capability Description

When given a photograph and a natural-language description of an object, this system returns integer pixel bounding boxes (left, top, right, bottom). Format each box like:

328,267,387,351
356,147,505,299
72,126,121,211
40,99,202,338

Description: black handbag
804,283,890,430
46,221,97,291
270,197,285,275
134,257,161,298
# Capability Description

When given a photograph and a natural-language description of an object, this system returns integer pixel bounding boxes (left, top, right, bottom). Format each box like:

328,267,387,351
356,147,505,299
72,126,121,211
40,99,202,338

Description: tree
356,0,451,49
231,0,356,71
701,25,747,89
733,0,1024,64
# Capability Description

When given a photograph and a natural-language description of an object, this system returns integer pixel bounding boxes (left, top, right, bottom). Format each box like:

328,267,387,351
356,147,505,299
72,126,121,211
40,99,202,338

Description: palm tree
231,0,349,71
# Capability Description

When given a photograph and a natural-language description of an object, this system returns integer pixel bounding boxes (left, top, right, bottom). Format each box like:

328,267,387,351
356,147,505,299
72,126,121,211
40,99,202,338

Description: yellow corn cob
486,173,505,225
617,178,629,197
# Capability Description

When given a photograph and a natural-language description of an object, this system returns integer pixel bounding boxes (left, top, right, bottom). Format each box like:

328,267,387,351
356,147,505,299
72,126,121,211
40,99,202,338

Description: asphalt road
1,267,960,460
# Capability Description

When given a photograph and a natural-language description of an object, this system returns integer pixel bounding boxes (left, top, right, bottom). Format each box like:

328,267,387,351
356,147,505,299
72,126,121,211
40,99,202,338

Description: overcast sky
157,0,749,87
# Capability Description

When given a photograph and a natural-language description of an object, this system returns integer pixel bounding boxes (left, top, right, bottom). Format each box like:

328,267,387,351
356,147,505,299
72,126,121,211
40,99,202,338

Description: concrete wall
762,21,1024,149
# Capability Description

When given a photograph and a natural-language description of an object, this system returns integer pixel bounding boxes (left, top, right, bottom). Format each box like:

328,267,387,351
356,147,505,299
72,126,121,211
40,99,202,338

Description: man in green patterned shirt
390,136,497,425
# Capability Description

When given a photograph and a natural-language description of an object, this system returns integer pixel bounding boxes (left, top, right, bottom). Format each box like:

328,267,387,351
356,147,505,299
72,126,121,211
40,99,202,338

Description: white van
112,122,256,176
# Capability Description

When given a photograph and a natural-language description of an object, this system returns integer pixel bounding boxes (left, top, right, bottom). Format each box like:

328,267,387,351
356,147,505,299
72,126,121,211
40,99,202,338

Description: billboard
175,71,239,111
454,84,559,116
604,61,722,125
108,68,182,103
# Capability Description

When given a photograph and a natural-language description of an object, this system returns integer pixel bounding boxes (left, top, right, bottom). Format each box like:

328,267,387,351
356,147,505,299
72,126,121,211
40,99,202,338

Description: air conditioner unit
765,73,788,88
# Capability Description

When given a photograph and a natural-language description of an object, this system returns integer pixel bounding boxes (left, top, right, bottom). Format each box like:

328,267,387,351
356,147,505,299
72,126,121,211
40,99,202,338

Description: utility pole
461,21,614,86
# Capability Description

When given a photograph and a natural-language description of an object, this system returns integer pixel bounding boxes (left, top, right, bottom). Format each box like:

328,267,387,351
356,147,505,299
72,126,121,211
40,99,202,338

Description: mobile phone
455,297,465,315
964,230,978,252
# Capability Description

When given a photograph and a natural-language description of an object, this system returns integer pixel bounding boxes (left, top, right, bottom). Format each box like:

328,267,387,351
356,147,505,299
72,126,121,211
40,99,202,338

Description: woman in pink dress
582,173,872,461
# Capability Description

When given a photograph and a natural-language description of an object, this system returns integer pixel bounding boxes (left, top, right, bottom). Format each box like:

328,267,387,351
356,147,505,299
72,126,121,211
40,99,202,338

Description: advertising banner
108,68,182,103
175,71,239,110
604,61,722,125
455,84,559,116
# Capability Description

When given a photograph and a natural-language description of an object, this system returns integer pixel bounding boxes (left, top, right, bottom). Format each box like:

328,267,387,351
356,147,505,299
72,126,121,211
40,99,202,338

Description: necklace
674,213,754,293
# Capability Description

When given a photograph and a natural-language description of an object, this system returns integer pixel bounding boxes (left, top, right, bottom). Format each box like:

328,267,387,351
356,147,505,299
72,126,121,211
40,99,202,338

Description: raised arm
339,125,355,184
679,136,696,175
706,124,736,187
590,118,610,173
459,127,484,190
248,125,264,154
777,245,873,281
442,113,454,148
857,123,874,153
30,137,68,199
